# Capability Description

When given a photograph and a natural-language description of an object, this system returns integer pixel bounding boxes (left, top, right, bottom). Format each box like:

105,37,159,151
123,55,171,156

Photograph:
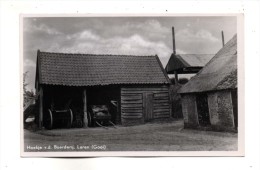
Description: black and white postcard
21,15,244,157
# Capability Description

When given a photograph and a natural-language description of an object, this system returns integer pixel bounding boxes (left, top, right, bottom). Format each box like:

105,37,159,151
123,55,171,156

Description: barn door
143,92,154,121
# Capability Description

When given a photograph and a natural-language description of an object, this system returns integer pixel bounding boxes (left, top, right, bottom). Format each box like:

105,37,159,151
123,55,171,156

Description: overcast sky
23,16,237,91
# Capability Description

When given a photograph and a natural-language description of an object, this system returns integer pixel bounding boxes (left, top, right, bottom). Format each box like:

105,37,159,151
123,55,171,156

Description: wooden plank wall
121,86,171,126
153,90,171,118
121,91,143,125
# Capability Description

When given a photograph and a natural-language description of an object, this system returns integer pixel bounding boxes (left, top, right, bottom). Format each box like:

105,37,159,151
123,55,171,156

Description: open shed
165,27,214,84
35,50,172,129
178,34,238,132
165,54,214,74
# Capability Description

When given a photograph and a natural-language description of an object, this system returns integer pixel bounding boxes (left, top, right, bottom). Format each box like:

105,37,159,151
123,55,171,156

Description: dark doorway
196,93,211,126
87,85,121,124
43,86,83,129
143,92,154,121
231,90,238,129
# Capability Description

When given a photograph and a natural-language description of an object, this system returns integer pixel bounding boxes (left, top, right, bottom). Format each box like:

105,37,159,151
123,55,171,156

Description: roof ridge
39,50,156,58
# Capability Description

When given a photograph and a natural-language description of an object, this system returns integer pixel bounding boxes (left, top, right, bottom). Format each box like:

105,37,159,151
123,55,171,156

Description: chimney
221,31,225,47
172,27,176,54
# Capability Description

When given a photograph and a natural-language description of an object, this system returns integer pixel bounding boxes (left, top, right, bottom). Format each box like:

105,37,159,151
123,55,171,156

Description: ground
24,120,237,152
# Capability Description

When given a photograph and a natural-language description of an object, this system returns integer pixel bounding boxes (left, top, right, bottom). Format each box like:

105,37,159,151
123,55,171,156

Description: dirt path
23,120,237,152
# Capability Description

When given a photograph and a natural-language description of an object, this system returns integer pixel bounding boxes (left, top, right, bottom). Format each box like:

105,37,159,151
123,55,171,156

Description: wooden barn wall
121,85,171,126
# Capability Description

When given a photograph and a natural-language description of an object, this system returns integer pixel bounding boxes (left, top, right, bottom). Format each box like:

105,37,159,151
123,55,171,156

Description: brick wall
208,90,235,131
181,94,199,128
207,93,219,125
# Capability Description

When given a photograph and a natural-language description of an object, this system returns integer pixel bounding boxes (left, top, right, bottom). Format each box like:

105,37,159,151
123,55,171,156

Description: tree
23,72,35,108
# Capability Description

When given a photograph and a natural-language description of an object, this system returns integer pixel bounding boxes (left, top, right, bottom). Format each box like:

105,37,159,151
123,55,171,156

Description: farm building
165,27,214,84
178,34,238,132
35,50,172,129
165,54,214,75
165,54,214,119
164,27,215,119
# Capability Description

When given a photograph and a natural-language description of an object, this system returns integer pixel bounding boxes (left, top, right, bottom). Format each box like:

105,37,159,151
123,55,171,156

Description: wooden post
83,89,88,128
172,27,176,54
169,85,173,118
174,71,179,85
39,86,43,129
221,31,225,47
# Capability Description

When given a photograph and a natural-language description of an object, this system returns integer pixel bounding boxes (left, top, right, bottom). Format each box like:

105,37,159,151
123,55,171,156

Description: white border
0,1,259,170
20,13,244,157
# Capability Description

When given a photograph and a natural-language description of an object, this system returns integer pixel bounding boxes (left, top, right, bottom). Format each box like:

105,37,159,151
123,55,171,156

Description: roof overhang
166,67,203,74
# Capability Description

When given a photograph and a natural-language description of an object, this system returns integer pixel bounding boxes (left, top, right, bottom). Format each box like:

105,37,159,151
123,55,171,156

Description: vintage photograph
22,16,240,156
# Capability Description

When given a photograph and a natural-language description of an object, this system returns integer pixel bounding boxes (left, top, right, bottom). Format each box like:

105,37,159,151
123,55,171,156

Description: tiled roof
178,34,237,93
37,52,170,86
165,54,214,73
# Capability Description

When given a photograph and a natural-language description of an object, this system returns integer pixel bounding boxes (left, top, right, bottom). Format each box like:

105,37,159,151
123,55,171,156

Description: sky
23,16,237,91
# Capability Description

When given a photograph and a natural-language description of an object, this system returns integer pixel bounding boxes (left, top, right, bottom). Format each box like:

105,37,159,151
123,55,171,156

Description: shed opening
196,93,211,126
87,86,121,125
43,86,83,129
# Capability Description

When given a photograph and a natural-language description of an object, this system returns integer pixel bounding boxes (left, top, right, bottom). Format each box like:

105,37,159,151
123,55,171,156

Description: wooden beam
168,85,173,119
83,89,88,128
172,27,176,54
39,86,43,129
221,31,225,47
174,71,179,85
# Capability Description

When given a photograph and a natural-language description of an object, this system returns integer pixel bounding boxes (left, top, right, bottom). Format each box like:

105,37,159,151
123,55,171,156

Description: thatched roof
178,34,237,94
165,54,214,74
36,51,170,87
